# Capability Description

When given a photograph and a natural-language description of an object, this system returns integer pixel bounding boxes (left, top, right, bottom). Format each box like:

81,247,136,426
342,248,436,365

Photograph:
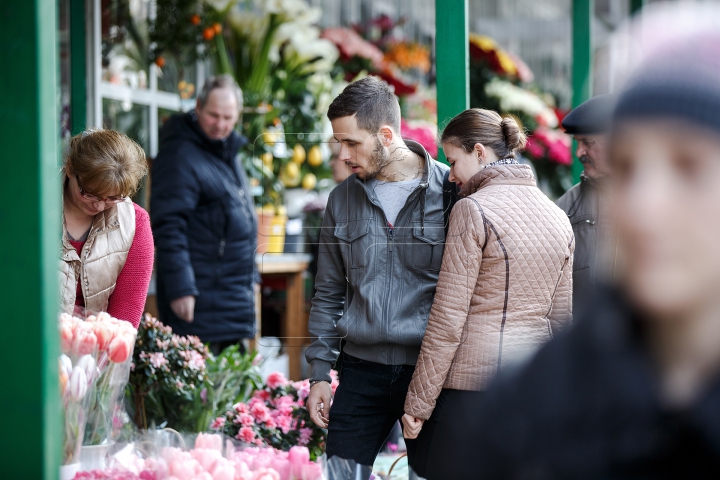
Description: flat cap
561,94,615,135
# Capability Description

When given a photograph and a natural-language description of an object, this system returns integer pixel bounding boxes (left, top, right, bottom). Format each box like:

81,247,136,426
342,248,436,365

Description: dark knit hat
561,94,615,135
613,56,720,135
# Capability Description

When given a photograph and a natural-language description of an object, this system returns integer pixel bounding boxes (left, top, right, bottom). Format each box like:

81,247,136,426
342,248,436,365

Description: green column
435,0,469,165
0,0,61,478
70,0,87,135
571,0,593,182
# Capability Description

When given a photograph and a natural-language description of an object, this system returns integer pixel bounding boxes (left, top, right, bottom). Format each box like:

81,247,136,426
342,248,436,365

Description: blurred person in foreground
61,129,153,328
401,109,574,478
151,75,258,354
556,94,616,311
436,6,720,478
305,76,449,473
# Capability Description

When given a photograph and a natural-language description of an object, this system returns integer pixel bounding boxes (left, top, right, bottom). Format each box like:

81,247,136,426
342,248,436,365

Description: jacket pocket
334,219,372,269
411,222,445,271
570,214,596,271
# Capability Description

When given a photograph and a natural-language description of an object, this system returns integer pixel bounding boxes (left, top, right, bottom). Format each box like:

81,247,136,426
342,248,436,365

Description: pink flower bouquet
211,372,339,461
60,311,138,448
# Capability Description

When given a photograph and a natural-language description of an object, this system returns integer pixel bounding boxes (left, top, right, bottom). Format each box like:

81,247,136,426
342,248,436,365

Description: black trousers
326,352,416,468
406,388,484,479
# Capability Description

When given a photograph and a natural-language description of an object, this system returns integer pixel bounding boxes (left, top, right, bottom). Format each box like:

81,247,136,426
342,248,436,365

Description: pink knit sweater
70,203,154,328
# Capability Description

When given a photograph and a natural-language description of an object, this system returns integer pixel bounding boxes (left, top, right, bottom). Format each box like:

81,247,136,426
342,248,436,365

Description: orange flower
213,23,222,34
190,14,201,26
155,56,166,68
202,27,215,41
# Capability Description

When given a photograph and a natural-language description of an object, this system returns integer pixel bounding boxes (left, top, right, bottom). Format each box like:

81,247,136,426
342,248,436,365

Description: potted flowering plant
211,371,339,461
126,314,211,432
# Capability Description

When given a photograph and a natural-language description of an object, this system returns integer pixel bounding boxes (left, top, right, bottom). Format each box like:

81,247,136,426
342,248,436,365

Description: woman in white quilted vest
401,109,575,478
60,129,154,328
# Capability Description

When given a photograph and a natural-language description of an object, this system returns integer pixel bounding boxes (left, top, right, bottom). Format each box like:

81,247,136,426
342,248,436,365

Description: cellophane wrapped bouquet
60,311,138,454
210,372,339,461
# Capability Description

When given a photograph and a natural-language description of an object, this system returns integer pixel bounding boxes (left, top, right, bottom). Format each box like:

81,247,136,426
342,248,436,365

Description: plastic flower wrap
59,313,102,465
76,433,326,480
78,311,138,446
211,372,339,461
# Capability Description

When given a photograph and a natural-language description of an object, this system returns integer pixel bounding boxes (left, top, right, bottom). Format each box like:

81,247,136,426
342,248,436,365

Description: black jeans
406,388,484,479
326,352,416,468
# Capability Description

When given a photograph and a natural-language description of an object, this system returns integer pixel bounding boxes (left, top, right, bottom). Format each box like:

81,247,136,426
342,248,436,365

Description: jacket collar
459,163,536,197
183,111,247,162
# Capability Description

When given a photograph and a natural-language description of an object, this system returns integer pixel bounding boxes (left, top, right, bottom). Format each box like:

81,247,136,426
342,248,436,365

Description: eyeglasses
76,175,126,204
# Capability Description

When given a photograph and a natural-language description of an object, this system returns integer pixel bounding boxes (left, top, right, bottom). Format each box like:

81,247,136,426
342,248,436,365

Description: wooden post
0,0,62,477
435,0,469,165
571,0,593,183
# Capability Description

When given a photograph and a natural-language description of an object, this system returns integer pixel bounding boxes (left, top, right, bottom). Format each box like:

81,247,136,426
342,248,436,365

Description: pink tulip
270,458,290,480
95,311,111,323
196,473,213,480
195,433,223,451
252,468,280,480
59,323,74,353
301,463,323,480
72,327,97,356
76,354,97,383
210,458,235,480
67,367,88,401
288,447,310,479
191,448,221,472
93,320,116,352
108,335,132,363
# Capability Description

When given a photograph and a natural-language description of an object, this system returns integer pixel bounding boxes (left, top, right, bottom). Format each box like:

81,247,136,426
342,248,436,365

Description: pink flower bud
67,367,88,401
72,326,97,356
108,335,132,363
92,321,116,352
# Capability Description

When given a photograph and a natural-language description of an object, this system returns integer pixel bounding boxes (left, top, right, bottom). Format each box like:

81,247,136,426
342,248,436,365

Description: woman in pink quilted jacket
401,108,574,478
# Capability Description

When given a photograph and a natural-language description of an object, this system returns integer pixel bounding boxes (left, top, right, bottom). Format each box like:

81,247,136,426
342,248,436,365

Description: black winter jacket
151,112,257,342
432,286,720,479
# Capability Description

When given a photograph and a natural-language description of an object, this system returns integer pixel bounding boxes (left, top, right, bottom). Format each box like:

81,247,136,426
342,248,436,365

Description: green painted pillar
435,0,469,165
0,0,61,478
70,0,87,135
630,0,646,15
571,0,593,182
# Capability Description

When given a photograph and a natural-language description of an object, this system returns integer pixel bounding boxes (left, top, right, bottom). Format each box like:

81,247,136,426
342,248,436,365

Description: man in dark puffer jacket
151,75,258,352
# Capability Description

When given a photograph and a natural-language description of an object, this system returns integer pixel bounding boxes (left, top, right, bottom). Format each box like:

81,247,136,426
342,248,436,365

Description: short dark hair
327,76,401,134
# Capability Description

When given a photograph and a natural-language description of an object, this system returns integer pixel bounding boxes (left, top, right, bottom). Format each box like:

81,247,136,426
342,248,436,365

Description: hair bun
500,116,527,152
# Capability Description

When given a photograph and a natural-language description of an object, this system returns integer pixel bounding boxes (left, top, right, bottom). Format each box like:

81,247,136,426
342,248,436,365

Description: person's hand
170,295,196,323
307,381,332,428
402,413,424,439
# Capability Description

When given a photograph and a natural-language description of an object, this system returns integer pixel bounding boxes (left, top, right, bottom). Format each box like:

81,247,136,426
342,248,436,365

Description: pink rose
266,372,288,390
108,335,132,363
237,426,256,444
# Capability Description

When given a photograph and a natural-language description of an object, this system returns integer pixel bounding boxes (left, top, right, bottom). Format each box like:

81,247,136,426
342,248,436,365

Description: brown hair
327,76,401,134
440,109,527,159
64,129,148,198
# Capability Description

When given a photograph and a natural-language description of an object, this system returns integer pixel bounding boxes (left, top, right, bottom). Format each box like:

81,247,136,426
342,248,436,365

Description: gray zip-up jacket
306,141,449,382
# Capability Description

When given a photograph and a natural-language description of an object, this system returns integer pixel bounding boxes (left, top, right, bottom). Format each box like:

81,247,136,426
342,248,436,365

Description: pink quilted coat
404,163,574,420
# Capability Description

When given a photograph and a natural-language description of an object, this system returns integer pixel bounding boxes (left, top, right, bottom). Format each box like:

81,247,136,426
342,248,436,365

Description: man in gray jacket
556,94,616,313
305,76,449,470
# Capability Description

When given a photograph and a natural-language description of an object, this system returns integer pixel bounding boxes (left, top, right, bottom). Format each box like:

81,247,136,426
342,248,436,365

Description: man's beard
357,137,390,180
